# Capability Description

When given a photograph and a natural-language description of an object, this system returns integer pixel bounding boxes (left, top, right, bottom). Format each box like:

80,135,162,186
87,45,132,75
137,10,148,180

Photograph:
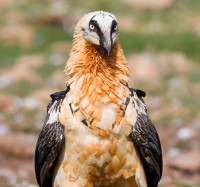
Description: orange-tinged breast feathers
64,28,130,134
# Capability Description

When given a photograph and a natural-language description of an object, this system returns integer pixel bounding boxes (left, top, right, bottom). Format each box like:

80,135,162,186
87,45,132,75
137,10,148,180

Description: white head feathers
75,11,119,56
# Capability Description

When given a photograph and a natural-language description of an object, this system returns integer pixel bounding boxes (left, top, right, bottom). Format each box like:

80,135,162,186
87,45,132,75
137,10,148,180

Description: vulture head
75,11,119,56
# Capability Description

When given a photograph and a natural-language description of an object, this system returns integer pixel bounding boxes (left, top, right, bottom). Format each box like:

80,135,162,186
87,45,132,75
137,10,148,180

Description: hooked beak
100,35,113,56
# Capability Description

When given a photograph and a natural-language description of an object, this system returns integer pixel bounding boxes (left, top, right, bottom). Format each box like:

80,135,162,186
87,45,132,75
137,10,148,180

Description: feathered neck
65,24,129,90
64,26,130,135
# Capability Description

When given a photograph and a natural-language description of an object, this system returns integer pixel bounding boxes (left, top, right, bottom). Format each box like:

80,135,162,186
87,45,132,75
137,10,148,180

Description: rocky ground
0,0,200,186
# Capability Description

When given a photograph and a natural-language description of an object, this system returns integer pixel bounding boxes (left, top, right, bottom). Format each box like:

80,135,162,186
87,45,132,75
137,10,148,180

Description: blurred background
0,0,200,186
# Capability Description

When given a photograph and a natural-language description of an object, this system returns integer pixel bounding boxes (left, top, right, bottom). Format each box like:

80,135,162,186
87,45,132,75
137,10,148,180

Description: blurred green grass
120,31,200,62
1,0,200,67
0,44,23,67
0,26,71,68
4,81,37,97
36,62,61,78
1,27,200,68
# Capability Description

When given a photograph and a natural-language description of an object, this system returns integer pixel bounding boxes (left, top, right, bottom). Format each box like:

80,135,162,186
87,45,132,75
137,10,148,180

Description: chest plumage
55,94,144,187
53,86,148,187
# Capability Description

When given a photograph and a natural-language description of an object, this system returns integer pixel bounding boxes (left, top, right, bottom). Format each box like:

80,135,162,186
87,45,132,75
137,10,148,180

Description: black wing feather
130,89,162,187
35,88,69,187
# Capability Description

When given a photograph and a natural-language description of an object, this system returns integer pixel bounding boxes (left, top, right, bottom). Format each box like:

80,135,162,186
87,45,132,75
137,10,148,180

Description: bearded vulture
35,11,162,187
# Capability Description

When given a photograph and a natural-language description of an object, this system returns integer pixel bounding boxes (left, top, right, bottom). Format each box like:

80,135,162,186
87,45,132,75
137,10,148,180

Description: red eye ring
89,24,95,30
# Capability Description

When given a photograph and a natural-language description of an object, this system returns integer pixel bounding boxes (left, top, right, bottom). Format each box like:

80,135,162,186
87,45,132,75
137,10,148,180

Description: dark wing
129,88,162,187
35,87,69,187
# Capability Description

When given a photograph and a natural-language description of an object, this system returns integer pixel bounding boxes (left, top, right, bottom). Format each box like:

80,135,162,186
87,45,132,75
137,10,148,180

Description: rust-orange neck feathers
65,30,129,94
64,28,130,135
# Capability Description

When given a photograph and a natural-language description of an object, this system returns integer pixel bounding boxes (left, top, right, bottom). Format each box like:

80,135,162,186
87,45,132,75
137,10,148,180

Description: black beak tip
101,47,111,56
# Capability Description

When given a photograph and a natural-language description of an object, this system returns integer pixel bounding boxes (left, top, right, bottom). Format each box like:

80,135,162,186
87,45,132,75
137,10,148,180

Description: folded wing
129,88,163,187
35,89,69,187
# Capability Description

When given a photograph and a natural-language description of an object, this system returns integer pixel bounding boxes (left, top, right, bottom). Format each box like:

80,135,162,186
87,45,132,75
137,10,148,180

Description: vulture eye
89,24,95,30
113,25,118,31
